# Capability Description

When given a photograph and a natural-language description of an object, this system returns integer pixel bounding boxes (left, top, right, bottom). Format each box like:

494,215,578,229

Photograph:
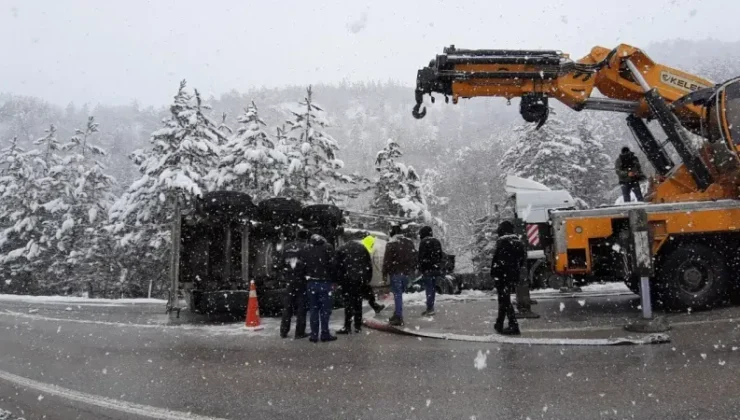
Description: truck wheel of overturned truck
624,273,640,295
529,260,553,289
659,243,730,310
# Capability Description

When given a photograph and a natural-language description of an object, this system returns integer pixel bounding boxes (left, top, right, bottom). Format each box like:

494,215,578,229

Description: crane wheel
658,243,730,311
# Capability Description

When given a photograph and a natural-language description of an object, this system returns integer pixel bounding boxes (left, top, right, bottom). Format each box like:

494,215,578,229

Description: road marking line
0,369,228,420
0,310,282,336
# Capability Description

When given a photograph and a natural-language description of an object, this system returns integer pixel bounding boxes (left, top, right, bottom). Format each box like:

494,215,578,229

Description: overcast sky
1,0,737,106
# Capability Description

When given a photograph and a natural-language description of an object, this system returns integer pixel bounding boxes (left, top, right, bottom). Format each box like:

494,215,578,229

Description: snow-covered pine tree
571,117,613,207
109,80,223,297
284,86,362,204
49,117,117,293
217,112,232,140
34,124,61,173
0,137,49,292
500,117,610,207
213,102,288,199
468,212,501,276
370,138,429,220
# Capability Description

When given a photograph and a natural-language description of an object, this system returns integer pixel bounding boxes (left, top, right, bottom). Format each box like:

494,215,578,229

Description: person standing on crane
615,146,645,202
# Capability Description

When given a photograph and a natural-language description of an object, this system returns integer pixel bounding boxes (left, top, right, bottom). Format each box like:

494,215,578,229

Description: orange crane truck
412,44,740,309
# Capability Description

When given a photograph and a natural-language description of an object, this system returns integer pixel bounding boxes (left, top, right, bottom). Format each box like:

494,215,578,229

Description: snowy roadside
401,290,491,307
532,282,631,295
0,408,25,420
0,294,166,305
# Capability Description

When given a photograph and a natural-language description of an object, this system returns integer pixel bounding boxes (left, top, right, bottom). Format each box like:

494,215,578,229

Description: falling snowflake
38,395,44,401
700,353,707,360
474,350,487,370
426,399,431,407
577,300,586,307
559,302,565,312
567,372,574,377
719,360,726,366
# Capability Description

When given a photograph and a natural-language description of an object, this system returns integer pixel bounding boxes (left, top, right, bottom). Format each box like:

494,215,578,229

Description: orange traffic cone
245,280,263,331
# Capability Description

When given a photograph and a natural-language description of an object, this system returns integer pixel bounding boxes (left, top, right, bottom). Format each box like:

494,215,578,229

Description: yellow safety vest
361,235,375,254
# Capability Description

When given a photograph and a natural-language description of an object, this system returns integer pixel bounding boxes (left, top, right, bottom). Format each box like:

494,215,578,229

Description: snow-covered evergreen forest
1,39,739,294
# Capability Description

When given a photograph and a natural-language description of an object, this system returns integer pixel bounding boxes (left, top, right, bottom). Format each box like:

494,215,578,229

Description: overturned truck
168,191,344,317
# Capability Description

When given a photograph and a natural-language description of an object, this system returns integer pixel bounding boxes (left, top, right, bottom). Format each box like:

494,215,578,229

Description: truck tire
624,273,640,295
659,243,730,310
301,204,343,226
257,197,303,225
199,191,256,220
529,259,558,289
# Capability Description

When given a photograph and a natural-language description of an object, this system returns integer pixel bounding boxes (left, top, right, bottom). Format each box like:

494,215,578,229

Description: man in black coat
302,234,338,343
418,226,443,317
335,240,373,334
279,230,310,339
490,220,526,335
615,146,645,202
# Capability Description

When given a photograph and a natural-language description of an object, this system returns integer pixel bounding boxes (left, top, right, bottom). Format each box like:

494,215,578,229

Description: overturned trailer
167,191,344,317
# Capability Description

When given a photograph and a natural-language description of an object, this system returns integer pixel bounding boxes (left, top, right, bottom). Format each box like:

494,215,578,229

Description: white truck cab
505,176,576,288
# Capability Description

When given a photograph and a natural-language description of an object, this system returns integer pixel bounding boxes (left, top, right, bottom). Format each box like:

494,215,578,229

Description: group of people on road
279,225,445,342
382,225,445,326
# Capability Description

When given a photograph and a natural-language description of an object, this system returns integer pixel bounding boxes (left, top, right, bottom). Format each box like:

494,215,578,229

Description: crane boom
412,44,740,203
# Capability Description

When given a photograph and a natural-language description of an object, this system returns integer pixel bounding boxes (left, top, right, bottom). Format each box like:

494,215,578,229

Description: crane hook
412,103,427,119
412,90,427,119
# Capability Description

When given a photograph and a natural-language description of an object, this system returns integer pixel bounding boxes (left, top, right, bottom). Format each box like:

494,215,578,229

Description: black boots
494,322,521,336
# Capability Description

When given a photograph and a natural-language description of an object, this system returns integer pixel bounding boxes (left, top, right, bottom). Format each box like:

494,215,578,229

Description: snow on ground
532,282,631,295
0,307,347,339
0,407,25,420
0,294,166,305
401,290,490,307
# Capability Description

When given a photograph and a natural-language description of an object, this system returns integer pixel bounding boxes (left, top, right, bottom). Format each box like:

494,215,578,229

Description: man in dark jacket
382,225,417,326
335,240,373,334
303,234,337,343
615,146,644,202
280,229,310,339
418,226,443,317
490,220,526,335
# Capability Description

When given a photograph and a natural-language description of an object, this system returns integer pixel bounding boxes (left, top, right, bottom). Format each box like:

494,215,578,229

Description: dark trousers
343,286,363,330
280,282,307,337
621,181,643,202
362,284,381,311
308,281,333,340
390,274,408,318
495,283,518,328
422,272,440,311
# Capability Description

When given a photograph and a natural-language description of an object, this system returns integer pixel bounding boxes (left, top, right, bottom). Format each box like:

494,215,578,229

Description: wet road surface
1,295,740,419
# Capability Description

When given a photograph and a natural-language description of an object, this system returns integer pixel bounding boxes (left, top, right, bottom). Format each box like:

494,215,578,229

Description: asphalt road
1,296,740,420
